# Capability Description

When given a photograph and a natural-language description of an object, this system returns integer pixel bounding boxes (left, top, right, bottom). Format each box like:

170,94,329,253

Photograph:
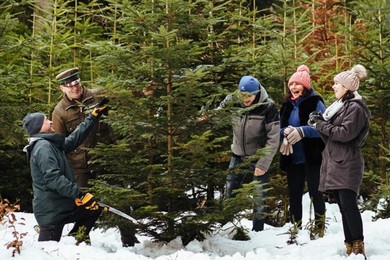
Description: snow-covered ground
1,193,389,259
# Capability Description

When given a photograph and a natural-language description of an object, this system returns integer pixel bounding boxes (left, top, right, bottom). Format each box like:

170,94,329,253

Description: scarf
323,99,344,121
323,91,362,121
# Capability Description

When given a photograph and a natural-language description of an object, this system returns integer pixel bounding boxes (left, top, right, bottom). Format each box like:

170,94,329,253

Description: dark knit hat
56,67,80,84
288,65,311,90
22,113,45,136
238,76,260,95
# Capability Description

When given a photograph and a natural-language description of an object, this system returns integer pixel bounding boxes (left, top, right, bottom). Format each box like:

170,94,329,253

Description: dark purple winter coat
315,97,370,194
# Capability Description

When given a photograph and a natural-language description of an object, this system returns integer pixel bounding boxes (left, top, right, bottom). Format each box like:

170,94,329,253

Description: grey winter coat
315,97,370,194
219,86,280,171
23,115,97,226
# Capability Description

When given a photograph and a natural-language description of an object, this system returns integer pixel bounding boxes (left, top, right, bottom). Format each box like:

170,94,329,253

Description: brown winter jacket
315,98,370,194
52,86,115,175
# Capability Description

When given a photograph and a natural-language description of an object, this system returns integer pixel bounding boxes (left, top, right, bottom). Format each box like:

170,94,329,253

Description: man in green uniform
52,67,138,247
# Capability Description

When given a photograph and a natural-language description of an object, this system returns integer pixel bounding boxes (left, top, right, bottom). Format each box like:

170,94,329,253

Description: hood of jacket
349,93,371,118
257,85,269,104
24,133,65,151
23,133,66,160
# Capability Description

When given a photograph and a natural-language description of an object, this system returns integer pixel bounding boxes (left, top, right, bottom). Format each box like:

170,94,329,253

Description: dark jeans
286,163,325,227
331,189,364,242
226,155,269,232
38,206,102,243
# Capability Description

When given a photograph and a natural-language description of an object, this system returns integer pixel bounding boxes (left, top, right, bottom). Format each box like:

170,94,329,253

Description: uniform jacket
279,91,325,171
23,115,97,226
52,86,115,175
315,97,370,194
219,86,280,172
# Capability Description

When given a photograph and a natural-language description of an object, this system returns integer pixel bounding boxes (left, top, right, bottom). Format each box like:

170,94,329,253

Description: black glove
308,111,324,127
91,98,109,119
75,192,100,210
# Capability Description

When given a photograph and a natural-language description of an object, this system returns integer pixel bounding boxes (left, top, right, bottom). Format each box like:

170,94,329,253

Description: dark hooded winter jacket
23,115,97,226
315,98,370,194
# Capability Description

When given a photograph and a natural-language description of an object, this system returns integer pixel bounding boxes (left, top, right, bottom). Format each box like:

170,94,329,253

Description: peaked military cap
56,67,80,84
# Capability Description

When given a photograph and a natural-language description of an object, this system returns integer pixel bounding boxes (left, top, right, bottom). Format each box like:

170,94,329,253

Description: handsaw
98,202,138,224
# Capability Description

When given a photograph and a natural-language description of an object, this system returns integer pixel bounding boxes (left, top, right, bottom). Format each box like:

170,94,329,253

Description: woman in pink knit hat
279,65,326,239
308,65,370,258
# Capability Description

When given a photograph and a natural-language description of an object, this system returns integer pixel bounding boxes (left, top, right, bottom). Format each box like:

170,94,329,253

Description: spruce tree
87,0,235,244
0,0,36,212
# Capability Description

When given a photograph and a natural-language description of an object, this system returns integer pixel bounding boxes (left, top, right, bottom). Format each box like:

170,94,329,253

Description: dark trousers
286,163,325,227
226,155,269,232
74,171,97,188
38,206,101,242
331,189,364,242
118,223,139,247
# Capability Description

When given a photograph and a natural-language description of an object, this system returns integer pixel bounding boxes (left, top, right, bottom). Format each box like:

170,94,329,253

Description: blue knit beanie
238,76,260,95
23,113,45,136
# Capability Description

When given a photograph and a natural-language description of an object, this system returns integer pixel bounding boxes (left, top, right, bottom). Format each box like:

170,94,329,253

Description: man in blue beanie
219,75,280,231
22,103,108,245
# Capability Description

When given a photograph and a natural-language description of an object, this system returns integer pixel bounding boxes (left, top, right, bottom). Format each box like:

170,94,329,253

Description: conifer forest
1,0,389,244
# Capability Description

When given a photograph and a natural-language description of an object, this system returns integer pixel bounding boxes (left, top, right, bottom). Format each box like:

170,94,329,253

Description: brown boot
316,225,325,238
351,240,366,259
310,225,325,240
345,241,352,256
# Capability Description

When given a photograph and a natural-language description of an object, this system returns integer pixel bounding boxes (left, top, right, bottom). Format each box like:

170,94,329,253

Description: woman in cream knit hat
309,64,371,259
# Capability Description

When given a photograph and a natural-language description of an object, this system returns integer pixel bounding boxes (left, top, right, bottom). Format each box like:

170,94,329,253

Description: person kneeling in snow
22,103,108,245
